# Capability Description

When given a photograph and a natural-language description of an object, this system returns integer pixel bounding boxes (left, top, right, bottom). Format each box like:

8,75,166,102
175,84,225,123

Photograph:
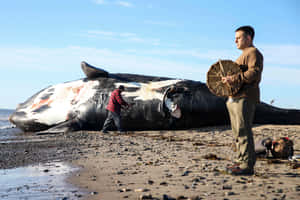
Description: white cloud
114,43,300,67
93,0,133,7
260,44,300,65
138,43,300,68
1,45,299,85
144,20,178,27
0,46,207,80
147,4,153,9
262,65,300,85
131,48,239,61
119,32,137,37
87,30,116,36
93,0,106,5
115,1,133,7
84,30,160,46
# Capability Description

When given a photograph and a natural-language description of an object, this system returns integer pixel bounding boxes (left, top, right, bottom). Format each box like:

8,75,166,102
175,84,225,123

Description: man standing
102,85,129,133
222,26,263,175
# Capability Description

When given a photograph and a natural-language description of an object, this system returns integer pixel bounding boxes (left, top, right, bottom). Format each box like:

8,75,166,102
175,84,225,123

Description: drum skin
206,60,242,97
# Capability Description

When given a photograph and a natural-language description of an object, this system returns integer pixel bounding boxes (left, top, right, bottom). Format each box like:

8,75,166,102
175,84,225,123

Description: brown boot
226,167,254,176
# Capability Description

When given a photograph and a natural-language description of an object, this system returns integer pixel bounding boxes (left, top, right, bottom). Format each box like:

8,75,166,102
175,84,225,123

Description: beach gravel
1,125,300,200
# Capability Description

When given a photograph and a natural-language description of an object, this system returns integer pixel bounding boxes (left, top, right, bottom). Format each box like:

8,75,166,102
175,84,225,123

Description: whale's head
9,79,100,132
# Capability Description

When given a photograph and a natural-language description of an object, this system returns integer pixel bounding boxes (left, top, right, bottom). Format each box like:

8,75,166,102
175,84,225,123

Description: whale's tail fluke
81,61,109,79
255,102,300,125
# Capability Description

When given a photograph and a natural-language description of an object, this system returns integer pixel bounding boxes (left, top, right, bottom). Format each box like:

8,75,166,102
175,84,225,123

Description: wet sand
1,125,300,199
0,162,83,199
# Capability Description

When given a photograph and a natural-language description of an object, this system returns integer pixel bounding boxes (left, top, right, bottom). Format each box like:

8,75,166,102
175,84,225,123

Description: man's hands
123,103,135,110
222,75,234,85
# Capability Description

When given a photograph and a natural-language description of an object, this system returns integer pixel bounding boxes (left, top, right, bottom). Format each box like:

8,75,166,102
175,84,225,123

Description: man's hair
118,85,125,91
235,25,255,40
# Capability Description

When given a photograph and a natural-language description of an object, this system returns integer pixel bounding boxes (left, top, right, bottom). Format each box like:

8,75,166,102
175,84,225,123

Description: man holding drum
222,26,263,175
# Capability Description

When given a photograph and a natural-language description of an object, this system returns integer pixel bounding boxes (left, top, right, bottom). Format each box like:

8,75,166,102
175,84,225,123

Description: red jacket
106,89,128,114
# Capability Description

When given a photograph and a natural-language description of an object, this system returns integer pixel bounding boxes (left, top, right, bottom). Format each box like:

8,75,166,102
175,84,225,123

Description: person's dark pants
102,111,123,132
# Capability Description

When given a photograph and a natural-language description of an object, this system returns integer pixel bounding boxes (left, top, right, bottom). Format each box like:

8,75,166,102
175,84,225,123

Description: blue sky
0,0,299,109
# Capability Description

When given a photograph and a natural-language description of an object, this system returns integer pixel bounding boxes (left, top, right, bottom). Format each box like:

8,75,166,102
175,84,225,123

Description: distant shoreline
0,108,14,112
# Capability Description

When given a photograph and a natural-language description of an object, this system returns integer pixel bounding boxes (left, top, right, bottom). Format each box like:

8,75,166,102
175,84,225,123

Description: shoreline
1,125,300,199
0,161,85,199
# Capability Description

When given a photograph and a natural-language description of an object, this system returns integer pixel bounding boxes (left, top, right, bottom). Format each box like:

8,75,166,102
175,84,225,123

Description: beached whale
9,62,300,133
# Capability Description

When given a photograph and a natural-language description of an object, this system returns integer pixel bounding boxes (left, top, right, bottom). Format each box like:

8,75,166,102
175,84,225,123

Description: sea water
0,162,84,200
0,109,14,129
0,109,85,199
0,109,20,140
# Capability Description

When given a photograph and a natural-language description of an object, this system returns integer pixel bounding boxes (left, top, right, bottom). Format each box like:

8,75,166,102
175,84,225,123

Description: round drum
206,60,242,97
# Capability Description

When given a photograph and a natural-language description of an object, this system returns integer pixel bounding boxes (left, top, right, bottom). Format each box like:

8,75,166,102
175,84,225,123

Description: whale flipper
35,119,79,135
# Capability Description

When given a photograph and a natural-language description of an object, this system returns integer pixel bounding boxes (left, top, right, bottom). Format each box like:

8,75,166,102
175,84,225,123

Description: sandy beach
1,125,300,200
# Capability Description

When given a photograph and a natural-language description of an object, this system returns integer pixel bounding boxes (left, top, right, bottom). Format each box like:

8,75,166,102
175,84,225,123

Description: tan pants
226,98,256,169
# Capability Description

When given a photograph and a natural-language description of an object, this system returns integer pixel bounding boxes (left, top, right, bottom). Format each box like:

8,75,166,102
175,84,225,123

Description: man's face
235,30,251,50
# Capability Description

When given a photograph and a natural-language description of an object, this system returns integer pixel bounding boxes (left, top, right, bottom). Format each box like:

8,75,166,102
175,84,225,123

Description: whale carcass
9,62,300,133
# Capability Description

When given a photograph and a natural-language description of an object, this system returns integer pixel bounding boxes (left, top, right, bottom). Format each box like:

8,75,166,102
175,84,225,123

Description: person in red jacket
102,85,129,133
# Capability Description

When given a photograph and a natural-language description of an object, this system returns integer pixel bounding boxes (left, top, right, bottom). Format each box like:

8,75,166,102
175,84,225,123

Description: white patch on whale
18,80,99,125
115,79,182,101
115,79,183,118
